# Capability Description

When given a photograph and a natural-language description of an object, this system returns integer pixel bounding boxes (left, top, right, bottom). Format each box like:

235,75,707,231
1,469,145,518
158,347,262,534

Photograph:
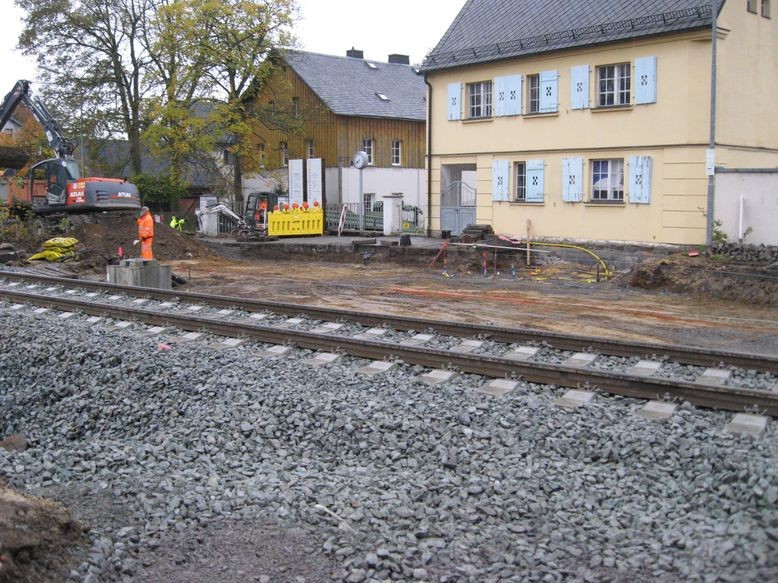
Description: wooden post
526,219,532,267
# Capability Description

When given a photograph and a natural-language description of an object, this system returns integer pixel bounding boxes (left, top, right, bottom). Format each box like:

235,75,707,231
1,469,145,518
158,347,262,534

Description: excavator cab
244,192,285,230
29,159,76,207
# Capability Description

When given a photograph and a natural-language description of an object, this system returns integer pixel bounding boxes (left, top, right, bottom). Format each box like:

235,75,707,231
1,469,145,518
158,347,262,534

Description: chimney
346,47,364,59
388,54,410,65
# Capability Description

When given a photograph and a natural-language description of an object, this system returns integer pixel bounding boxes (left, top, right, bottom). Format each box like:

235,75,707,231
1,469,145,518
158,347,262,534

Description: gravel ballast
1,308,777,582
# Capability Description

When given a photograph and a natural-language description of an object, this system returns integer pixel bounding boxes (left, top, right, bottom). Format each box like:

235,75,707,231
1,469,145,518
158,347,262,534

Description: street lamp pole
706,0,718,246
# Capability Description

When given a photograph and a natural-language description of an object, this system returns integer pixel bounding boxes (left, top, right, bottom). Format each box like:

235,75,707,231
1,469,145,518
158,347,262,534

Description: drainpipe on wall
424,74,433,237
706,0,718,246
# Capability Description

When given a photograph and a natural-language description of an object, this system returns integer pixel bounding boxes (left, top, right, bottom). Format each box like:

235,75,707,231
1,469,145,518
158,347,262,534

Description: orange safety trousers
137,213,154,260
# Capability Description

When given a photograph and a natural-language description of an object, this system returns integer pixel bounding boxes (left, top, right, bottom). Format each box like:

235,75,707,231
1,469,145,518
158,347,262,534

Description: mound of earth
0,482,86,582
626,255,778,306
71,214,214,262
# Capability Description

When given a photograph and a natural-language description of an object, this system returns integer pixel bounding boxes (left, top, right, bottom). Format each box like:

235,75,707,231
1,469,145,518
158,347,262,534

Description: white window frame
527,74,540,113
306,139,314,159
597,63,631,107
514,162,527,201
467,81,493,118
362,138,374,165
363,192,376,212
280,141,288,168
591,159,625,201
391,140,402,166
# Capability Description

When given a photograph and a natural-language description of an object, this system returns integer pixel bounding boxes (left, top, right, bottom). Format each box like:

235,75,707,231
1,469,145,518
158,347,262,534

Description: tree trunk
232,152,243,205
129,123,143,176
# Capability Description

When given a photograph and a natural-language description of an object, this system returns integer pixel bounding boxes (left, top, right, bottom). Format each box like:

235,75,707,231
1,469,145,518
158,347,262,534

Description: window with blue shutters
525,160,545,202
597,64,631,107
629,156,653,204
447,83,462,120
515,162,526,201
634,57,657,105
571,65,590,110
492,160,510,202
494,75,523,116
527,74,540,113
539,71,558,113
467,81,493,118
591,159,625,201
562,158,584,202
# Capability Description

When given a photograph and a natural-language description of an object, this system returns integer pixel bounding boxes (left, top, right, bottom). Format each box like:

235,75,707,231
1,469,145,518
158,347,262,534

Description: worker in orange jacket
136,206,154,260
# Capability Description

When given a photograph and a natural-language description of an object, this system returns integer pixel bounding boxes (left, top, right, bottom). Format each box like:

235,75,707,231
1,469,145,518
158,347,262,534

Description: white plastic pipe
739,194,744,241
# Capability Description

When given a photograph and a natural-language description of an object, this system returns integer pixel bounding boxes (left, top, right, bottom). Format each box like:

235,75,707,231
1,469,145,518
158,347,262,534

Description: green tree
141,0,211,188
133,172,188,211
193,0,297,203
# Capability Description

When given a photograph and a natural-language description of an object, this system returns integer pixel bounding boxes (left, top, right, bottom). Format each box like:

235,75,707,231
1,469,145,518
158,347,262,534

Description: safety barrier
268,207,324,237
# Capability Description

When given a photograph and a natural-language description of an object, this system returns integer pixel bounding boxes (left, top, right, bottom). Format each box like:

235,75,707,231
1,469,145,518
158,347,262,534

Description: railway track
2,270,777,417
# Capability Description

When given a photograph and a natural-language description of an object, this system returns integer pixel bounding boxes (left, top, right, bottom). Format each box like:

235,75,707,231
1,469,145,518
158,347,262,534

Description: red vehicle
1,80,140,232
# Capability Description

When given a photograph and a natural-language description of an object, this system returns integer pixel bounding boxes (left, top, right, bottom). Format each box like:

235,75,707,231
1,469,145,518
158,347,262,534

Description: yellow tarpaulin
29,237,79,262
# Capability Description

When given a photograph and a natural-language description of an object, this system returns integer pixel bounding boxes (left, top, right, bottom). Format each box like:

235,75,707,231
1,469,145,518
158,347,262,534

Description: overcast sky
0,0,465,95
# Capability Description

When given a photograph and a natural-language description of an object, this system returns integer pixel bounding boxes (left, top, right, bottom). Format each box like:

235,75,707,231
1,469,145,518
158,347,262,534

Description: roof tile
283,51,426,121
422,0,725,71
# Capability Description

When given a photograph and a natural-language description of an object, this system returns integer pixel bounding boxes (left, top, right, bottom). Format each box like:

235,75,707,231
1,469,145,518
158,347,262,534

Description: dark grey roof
282,50,426,121
422,0,725,71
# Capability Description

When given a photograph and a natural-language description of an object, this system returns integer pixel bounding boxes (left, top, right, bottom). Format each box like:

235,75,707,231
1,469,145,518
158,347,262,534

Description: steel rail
2,270,777,373
2,289,777,416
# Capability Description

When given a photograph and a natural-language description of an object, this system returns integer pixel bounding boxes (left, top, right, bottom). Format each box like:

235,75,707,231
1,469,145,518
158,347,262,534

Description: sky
0,0,466,95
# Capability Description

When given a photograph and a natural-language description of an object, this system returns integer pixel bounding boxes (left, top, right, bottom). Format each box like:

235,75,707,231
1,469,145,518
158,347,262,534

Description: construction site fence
324,202,425,233
268,207,324,237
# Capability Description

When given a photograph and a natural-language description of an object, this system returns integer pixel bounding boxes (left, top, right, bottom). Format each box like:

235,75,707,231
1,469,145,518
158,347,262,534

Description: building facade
422,0,778,244
244,49,427,210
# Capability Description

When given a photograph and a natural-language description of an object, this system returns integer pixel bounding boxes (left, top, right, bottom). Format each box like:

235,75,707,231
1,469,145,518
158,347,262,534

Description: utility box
107,258,171,290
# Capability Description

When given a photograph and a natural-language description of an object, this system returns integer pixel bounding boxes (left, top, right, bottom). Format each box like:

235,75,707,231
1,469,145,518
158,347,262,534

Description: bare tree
17,0,157,175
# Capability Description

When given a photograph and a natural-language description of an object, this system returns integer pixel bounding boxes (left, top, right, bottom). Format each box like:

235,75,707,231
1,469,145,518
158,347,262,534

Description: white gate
441,181,476,235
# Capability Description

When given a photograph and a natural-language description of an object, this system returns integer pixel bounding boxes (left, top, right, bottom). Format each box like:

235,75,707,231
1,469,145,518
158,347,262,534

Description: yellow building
421,0,778,244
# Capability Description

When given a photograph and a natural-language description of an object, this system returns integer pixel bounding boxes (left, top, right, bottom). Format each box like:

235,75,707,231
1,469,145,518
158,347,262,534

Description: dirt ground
3,228,778,581
164,253,778,356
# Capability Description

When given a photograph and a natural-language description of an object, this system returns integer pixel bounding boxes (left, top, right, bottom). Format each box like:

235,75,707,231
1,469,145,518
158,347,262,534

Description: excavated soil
0,482,86,582
626,255,778,307
70,216,214,263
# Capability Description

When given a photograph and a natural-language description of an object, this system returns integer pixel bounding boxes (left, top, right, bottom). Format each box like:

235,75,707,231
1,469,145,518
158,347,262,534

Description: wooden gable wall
247,64,336,171
248,62,425,171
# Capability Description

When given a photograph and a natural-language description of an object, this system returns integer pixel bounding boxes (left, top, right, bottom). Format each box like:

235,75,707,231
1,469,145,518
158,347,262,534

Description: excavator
0,80,140,235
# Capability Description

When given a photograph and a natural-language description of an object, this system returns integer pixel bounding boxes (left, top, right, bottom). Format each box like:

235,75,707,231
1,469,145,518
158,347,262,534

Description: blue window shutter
635,57,657,104
570,65,589,110
525,159,544,202
629,156,653,204
494,76,507,117
539,70,558,113
510,75,523,115
494,75,522,116
492,160,510,201
448,82,462,120
562,157,583,202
